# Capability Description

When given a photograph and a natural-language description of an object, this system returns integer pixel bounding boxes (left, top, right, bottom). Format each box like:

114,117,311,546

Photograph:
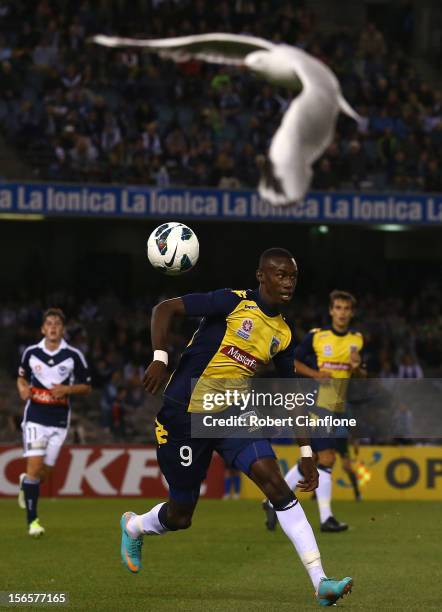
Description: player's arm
294,359,331,380
296,436,319,492
51,383,91,399
144,297,186,394
350,338,367,378
17,351,32,400
17,376,32,401
52,351,92,399
151,297,186,352
294,330,331,381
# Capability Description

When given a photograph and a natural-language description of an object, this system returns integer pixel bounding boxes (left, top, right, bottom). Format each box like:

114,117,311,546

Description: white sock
317,465,333,524
285,462,302,490
276,498,326,591
127,503,168,537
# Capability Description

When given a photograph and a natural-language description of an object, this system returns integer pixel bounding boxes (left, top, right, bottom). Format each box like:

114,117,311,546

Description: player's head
256,248,298,305
328,290,356,330
41,308,66,342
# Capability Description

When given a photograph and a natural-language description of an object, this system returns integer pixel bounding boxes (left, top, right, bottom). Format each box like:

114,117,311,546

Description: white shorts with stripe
22,420,68,466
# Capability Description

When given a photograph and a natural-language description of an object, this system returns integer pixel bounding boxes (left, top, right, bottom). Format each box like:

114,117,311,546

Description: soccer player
264,290,365,533
120,250,353,606
17,308,91,536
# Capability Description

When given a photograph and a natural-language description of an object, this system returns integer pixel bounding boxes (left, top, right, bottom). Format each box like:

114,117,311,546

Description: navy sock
224,476,233,496
23,478,40,524
232,475,240,494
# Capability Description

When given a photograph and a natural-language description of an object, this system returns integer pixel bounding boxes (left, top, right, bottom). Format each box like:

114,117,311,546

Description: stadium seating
1,0,440,191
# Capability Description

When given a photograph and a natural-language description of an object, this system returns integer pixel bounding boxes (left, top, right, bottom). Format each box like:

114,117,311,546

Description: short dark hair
329,290,356,309
42,308,66,325
259,248,295,268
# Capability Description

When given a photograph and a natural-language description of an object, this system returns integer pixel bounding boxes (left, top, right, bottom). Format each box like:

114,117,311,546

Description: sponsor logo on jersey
321,361,350,371
324,344,333,356
34,364,42,373
31,387,68,405
269,336,281,357
236,318,254,340
220,345,260,371
244,304,258,310
48,359,54,365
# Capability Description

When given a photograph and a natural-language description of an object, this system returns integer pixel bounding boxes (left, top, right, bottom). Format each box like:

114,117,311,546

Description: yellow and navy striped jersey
295,326,363,412
164,288,295,412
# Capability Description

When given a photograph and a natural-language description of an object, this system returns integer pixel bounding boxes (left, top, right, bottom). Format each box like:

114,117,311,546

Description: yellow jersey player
276,290,365,533
118,250,353,607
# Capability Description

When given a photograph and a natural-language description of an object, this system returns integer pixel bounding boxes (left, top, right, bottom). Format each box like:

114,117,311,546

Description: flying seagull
91,32,361,206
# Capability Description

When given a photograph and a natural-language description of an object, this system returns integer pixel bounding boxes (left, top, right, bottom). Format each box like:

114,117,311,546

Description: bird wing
91,32,274,66
259,46,360,205
92,35,361,206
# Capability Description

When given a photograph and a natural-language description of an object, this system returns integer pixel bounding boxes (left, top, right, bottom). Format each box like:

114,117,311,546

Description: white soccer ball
147,222,199,275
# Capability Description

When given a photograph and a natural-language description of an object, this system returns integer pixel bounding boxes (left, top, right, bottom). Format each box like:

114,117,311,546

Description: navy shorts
311,436,336,453
335,436,349,457
155,402,275,503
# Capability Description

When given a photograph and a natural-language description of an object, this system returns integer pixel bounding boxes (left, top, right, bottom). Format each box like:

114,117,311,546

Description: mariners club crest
269,336,281,357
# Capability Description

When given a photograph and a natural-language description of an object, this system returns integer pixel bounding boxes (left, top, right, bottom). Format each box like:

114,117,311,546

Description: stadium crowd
1,283,440,443
1,0,441,192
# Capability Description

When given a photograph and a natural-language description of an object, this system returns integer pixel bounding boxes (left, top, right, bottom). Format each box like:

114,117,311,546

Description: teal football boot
120,512,143,573
317,576,353,606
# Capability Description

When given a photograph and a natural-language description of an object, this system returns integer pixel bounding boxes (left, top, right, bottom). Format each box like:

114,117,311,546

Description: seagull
91,32,361,206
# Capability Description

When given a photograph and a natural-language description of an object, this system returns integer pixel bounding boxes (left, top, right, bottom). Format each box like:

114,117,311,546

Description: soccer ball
147,222,199,275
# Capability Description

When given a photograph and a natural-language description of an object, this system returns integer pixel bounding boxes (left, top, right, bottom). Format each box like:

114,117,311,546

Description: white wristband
300,445,313,458
153,350,168,366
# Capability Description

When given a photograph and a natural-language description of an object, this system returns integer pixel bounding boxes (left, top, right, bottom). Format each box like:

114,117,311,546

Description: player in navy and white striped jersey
16,308,91,537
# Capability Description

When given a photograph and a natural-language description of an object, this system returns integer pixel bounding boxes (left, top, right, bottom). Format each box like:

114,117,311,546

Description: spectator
398,353,424,379
312,158,338,190
358,22,387,58
141,122,163,156
342,140,368,188
32,33,58,69
70,135,98,176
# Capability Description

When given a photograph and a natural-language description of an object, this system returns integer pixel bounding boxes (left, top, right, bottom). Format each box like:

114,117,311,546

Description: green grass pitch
1,499,441,611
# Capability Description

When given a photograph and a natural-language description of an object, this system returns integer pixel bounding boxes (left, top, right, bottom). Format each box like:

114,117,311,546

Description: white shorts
22,420,68,467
